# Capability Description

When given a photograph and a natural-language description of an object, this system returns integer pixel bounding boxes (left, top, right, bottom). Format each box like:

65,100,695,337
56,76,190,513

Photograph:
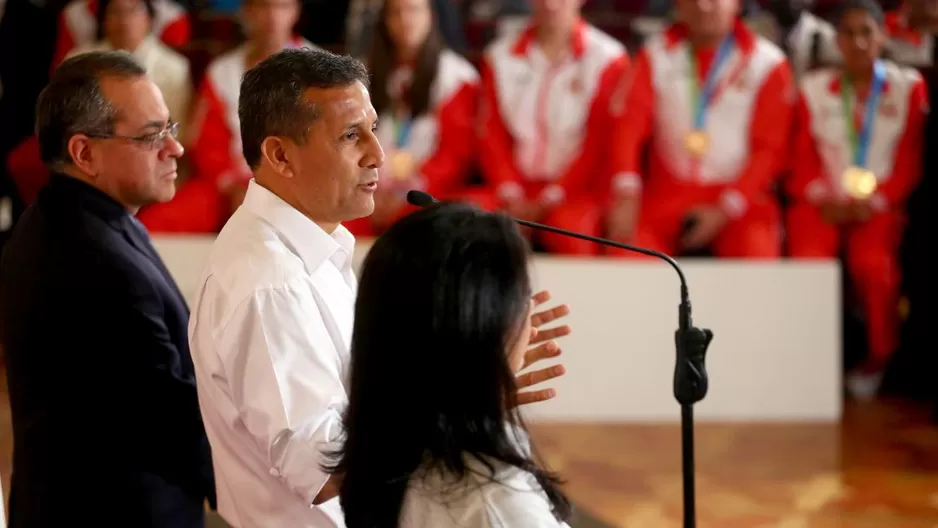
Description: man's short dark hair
836,0,885,27
239,47,370,169
36,51,147,172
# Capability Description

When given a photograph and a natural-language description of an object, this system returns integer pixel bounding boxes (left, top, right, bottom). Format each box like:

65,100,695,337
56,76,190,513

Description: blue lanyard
394,114,413,149
842,60,886,167
689,35,736,129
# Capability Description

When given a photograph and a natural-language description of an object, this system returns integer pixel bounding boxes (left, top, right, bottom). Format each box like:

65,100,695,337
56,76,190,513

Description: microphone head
406,190,438,208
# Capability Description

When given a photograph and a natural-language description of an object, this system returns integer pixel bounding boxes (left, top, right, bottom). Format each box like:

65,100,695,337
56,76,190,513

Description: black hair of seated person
835,0,885,28
322,201,571,528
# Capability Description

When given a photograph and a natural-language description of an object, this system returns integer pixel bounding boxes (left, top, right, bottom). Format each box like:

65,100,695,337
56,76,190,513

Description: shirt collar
241,179,356,275
511,17,588,59
663,19,756,54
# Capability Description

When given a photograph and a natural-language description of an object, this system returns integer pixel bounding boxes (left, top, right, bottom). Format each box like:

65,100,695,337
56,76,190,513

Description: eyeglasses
87,121,180,150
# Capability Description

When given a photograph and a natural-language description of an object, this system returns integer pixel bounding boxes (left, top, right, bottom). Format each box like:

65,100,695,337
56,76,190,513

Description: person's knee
539,202,602,255
716,221,781,258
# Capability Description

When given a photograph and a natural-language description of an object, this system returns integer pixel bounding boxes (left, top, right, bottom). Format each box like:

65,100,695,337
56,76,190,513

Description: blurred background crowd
0,0,936,411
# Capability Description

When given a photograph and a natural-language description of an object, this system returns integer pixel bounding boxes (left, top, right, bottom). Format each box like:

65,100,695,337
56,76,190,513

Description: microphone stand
510,217,713,528
405,191,713,528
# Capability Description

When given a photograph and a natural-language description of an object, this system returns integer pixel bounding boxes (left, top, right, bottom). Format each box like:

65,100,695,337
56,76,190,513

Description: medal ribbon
841,60,885,168
393,111,414,149
688,35,736,131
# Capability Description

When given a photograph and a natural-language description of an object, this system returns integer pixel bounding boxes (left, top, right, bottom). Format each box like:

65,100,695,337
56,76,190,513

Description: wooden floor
2,363,937,527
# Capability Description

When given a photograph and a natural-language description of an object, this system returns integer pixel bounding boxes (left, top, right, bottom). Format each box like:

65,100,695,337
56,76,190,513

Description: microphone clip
674,300,713,406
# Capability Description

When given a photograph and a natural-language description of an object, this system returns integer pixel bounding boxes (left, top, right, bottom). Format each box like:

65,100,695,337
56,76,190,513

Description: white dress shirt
400,456,572,528
188,180,355,528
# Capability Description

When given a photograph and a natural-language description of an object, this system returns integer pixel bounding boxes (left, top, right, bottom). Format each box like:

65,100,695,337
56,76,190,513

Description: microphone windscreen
406,190,437,208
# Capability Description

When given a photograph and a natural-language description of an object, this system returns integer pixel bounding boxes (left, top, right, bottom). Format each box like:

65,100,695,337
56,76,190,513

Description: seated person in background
605,0,793,258
325,201,572,528
343,0,484,237
786,0,927,399
883,0,938,68
137,0,312,233
7,0,192,206
52,0,190,68
68,0,192,135
478,0,628,255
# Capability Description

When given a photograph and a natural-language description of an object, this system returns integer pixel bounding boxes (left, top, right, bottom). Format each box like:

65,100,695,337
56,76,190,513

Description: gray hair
35,51,147,172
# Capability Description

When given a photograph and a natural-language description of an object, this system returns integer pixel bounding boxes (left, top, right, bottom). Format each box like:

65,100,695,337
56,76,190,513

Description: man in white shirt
188,47,569,528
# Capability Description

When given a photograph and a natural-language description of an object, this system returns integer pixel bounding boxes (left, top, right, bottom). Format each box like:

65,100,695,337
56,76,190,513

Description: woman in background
326,202,572,527
343,0,489,237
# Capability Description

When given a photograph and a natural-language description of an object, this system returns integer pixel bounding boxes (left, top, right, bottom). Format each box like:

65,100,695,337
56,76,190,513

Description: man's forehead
302,82,374,119
100,75,169,128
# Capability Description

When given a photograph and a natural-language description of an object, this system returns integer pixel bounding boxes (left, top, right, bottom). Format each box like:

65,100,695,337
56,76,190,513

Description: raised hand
515,290,571,406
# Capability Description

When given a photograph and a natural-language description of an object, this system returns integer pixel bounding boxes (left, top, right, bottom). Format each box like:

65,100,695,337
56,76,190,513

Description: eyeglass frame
85,121,180,150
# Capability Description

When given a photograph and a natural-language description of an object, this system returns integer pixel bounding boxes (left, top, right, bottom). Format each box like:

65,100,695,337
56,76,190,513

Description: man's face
242,0,299,48
87,76,183,208
282,81,384,227
677,0,739,43
837,9,884,71
103,0,151,51
530,0,583,34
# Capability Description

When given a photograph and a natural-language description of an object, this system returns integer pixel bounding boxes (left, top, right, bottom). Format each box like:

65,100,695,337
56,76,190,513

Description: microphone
406,189,713,528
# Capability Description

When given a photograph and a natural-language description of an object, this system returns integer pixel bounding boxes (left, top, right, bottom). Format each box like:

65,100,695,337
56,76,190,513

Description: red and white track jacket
52,0,191,68
788,61,928,211
187,37,313,191
884,8,934,68
479,19,629,206
609,21,794,218
376,48,479,198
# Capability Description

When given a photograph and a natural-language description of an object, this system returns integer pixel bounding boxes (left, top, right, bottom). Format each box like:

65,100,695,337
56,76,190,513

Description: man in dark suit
0,51,214,527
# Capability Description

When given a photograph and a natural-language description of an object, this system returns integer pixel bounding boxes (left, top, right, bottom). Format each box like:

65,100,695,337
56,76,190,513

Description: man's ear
67,134,98,178
260,136,294,178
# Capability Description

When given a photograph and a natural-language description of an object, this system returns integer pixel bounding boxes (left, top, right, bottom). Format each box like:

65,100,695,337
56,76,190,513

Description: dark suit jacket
0,173,215,527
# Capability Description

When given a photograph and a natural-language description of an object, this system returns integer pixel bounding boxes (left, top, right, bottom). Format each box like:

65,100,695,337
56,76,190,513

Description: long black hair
324,202,571,528
367,0,444,119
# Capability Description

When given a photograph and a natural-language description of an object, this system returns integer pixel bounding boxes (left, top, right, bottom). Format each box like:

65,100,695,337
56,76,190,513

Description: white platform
153,236,842,424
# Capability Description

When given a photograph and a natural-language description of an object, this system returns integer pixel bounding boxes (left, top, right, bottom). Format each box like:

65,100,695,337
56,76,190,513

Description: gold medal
842,166,877,199
391,151,415,181
685,130,709,157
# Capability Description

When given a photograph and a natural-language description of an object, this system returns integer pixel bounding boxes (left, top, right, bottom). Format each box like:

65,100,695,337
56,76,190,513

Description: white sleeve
217,287,347,505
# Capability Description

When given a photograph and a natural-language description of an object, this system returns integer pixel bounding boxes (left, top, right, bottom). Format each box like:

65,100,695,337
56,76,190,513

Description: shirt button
269,468,280,477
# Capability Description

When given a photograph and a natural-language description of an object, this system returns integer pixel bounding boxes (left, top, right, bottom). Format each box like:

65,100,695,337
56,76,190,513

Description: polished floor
2,363,937,527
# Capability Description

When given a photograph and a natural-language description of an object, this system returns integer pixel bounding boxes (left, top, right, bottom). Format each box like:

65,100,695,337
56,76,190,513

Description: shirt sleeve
216,286,347,505
719,59,795,218
478,55,528,202
786,92,829,204
608,48,655,200
872,73,928,211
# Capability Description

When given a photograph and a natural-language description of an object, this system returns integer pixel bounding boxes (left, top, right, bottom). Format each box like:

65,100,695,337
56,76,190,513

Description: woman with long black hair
325,202,572,527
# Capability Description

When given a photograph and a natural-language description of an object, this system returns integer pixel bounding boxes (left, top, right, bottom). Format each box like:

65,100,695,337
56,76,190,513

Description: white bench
153,236,841,423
